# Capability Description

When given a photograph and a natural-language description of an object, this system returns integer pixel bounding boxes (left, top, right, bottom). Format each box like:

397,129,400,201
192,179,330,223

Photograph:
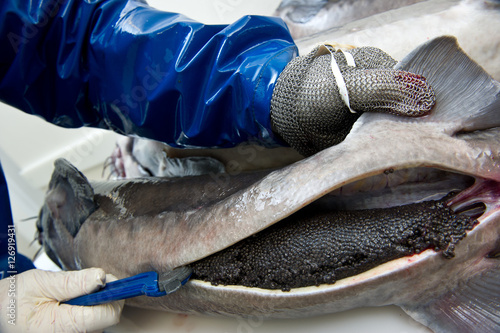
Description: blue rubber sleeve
0,0,298,148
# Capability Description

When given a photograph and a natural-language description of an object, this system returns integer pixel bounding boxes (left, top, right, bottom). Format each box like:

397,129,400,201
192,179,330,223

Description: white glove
0,268,124,333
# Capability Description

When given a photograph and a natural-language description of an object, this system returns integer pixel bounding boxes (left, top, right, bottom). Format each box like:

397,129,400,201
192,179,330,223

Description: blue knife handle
64,271,166,306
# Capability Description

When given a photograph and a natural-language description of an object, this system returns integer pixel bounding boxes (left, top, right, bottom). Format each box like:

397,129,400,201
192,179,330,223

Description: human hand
0,268,124,333
270,44,435,156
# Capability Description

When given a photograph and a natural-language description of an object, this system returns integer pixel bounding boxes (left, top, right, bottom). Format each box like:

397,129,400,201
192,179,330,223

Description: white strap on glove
0,268,124,333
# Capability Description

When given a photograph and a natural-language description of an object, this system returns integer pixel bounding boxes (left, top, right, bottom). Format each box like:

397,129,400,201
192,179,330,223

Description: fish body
37,36,500,333
275,0,427,38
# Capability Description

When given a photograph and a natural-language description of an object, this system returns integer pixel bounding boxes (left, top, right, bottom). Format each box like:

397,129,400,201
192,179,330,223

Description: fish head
105,136,230,179
105,136,172,179
35,159,96,270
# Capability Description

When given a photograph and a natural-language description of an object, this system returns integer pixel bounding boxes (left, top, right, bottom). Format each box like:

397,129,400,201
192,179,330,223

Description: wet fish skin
275,0,427,38
294,0,500,81
37,36,500,333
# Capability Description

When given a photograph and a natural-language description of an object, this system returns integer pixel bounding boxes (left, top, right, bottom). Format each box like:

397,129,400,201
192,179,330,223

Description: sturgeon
37,36,499,333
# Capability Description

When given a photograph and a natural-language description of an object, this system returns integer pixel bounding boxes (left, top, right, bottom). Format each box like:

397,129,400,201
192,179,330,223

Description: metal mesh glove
270,45,436,156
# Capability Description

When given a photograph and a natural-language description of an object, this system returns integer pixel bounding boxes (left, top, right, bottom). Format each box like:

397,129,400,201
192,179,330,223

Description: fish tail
395,36,500,333
395,36,500,133
401,262,500,333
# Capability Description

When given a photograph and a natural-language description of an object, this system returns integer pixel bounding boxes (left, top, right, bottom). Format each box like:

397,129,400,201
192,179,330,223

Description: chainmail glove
270,45,436,156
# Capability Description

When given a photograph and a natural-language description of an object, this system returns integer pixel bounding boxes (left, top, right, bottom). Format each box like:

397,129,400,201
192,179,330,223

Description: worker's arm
0,0,297,148
0,0,434,155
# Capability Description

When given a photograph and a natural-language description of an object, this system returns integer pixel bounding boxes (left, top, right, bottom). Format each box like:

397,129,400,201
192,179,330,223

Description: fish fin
37,159,96,269
395,36,500,133
401,265,500,333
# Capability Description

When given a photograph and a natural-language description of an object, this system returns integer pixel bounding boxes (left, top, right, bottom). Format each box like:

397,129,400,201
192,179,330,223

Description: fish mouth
186,167,488,292
104,136,230,179
104,137,153,179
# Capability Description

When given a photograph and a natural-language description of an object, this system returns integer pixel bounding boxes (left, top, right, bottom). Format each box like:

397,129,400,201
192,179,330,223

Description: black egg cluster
190,198,478,291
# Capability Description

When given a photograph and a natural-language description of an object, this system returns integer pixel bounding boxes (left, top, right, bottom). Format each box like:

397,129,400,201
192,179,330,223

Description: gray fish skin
37,36,500,333
275,0,426,38
295,0,500,81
